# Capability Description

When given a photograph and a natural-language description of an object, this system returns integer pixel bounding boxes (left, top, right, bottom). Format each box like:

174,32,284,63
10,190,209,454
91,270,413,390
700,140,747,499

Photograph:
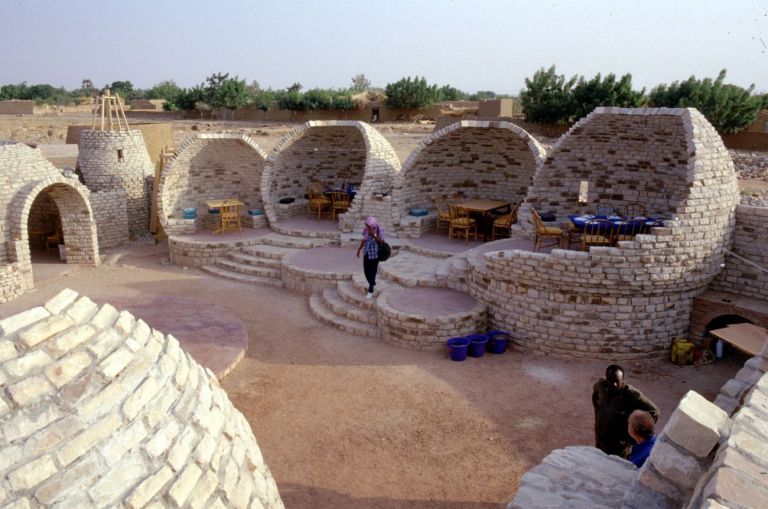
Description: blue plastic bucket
466,334,488,358
248,208,264,216
208,208,220,215
447,337,470,362
487,330,510,354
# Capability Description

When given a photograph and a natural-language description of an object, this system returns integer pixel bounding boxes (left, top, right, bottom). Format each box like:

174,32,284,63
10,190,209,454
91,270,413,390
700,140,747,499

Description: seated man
628,410,657,468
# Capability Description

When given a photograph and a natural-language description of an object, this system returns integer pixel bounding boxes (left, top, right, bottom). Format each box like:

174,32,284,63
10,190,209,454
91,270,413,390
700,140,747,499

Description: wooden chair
307,188,331,219
434,196,452,233
448,204,477,243
566,222,583,249
219,200,242,234
330,191,350,220
45,228,63,252
531,208,563,252
581,219,614,251
624,202,648,218
614,219,645,243
594,203,616,217
491,205,518,240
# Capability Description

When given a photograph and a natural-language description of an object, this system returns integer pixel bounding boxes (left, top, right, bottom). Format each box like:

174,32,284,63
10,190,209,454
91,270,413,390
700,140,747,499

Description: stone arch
704,314,753,333
394,120,545,235
9,177,99,290
157,134,267,235
261,121,401,232
468,108,740,359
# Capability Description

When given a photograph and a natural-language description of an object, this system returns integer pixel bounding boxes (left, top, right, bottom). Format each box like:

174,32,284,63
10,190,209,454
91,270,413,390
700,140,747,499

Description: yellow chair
491,205,518,240
581,219,614,250
531,208,563,252
219,200,242,234
307,188,331,220
614,219,645,243
330,191,350,220
448,204,477,243
434,196,452,233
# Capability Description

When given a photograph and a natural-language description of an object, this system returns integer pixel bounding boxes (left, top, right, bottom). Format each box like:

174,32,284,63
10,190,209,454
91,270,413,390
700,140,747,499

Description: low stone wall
281,260,352,295
689,289,768,342
0,262,24,303
399,212,437,238
89,190,129,248
0,289,284,508
168,235,264,267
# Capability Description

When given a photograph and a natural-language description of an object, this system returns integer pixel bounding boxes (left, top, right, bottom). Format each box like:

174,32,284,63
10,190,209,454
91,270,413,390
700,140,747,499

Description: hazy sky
1,0,766,94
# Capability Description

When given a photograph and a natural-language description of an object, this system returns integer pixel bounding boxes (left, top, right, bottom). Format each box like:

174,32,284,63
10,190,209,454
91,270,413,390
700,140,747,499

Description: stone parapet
168,234,264,267
89,190,129,248
0,262,24,303
0,289,284,508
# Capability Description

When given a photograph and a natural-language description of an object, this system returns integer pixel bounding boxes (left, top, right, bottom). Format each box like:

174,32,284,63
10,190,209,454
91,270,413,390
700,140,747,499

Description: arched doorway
704,314,753,333
11,179,100,290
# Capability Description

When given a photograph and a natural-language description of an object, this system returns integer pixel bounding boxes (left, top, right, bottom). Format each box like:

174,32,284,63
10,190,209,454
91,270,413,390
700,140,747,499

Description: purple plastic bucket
447,337,470,362
487,330,510,354
466,334,488,358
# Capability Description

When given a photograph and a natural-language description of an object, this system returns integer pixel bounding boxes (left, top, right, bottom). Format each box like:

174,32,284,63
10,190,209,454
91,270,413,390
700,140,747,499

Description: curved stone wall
0,142,99,302
158,134,267,236
394,120,545,236
77,130,155,237
469,108,739,359
261,121,401,233
0,289,284,508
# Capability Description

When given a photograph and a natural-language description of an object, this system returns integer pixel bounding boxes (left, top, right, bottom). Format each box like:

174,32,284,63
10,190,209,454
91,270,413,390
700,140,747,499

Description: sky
0,0,766,94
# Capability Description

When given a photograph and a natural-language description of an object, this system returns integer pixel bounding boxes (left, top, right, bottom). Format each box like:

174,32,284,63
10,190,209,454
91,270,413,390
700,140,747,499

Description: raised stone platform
271,216,341,240
168,228,272,267
106,295,248,378
282,246,359,294
377,286,487,350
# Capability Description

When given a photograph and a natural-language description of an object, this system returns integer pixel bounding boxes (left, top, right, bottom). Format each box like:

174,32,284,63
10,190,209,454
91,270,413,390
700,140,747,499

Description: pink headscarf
362,216,384,239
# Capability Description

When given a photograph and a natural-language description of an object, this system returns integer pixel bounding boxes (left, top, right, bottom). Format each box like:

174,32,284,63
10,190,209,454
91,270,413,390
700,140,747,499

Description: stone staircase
201,232,334,287
308,274,399,338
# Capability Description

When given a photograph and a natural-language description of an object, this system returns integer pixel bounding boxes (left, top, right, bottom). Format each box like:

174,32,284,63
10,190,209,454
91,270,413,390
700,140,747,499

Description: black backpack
377,241,391,262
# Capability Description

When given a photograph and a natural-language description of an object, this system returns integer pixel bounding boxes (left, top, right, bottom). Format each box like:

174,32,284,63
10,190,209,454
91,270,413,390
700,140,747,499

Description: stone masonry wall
469,108,739,359
158,134,267,236
27,192,60,234
0,289,284,508
68,123,174,171
261,121,402,234
394,121,545,231
89,191,129,249
77,130,155,237
709,204,768,303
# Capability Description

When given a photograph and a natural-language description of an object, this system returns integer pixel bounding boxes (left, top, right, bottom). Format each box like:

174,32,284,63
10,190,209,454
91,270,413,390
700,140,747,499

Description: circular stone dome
0,289,283,508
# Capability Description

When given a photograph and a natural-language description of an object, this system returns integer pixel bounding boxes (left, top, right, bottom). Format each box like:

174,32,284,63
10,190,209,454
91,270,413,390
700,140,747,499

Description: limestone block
125,465,173,509
0,306,50,336
44,288,79,315
649,440,705,490
7,375,54,405
8,455,58,490
664,391,730,458
168,462,202,507
698,467,768,508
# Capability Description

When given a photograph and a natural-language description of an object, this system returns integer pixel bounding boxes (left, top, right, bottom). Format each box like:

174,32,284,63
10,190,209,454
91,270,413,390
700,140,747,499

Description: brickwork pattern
0,142,100,303
158,134,267,236
689,289,768,343
68,123,174,171
709,205,768,302
394,121,545,237
89,191,129,248
77,130,155,237
470,108,739,359
0,289,284,508
261,121,401,233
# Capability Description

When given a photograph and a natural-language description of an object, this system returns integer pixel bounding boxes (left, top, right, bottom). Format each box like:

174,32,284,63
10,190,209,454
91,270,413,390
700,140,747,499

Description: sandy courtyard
0,243,744,509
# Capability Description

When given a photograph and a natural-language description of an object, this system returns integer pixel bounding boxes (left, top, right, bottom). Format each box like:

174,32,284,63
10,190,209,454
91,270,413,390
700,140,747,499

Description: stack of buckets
446,330,510,361
182,207,197,220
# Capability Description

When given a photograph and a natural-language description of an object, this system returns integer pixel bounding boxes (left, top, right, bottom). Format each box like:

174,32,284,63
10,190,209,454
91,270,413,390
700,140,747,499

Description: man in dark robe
592,364,660,458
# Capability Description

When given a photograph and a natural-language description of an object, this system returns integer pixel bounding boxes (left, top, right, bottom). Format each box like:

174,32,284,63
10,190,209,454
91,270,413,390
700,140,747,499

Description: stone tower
76,91,154,237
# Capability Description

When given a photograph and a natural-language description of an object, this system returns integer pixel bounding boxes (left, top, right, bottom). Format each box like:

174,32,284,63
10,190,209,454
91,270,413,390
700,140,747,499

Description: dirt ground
0,244,746,509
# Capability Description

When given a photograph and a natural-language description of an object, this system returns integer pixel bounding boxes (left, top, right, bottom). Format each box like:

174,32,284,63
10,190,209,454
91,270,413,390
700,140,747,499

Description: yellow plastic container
671,337,695,365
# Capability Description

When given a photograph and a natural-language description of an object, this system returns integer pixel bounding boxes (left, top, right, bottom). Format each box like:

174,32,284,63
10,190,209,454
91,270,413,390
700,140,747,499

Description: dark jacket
592,379,659,458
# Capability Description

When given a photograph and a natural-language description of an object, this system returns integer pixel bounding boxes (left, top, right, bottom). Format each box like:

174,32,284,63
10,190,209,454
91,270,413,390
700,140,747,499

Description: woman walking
356,216,384,299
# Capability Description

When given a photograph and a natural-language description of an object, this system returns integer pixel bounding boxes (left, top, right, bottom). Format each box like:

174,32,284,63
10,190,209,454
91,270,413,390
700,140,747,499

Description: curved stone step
242,244,300,260
216,258,282,279
271,222,340,240
201,265,284,288
379,251,441,287
308,294,379,338
259,233,334,249
322,288,377,325
229,251,282,269
337,280,375,310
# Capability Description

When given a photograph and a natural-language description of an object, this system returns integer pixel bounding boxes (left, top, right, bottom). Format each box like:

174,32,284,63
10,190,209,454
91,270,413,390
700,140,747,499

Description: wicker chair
491,205,518,240
330,191,350,220
434,196,452,233
448,204,477,243
624,202,648,218
307,188,331,219
594,203,616,217
531,208,563,252
581,219,614,250
219,200,242,234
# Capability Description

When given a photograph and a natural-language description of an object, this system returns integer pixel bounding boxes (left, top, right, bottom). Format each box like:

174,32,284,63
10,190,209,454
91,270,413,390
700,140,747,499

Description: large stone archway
261,121,401,233
393,120,545,237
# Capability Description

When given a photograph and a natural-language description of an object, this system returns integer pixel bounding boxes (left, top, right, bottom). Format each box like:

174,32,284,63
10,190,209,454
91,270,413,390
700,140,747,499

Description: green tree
303,88,333,110
469,90,497,101
277,90,305,110
287,82,303,93
146,80,182,100
210,77,249,110
438,85,468,101
571,73,645,120
350,74,371,93
332,92,355,111
109,80,135,100
384,76,440,109
649,69,763,133
164,86,204,111
519,65,577,124
79,79,97,97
